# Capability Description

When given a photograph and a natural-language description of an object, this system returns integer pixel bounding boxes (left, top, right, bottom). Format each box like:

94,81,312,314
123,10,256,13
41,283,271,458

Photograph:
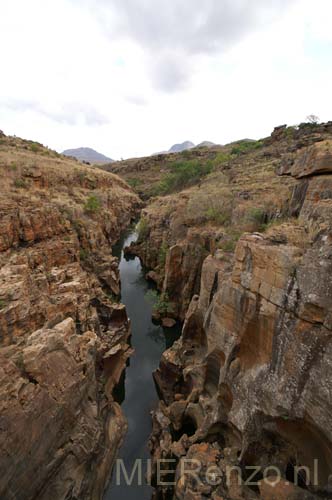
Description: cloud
71,0,298,91
0,98,109,126
125,95,148,106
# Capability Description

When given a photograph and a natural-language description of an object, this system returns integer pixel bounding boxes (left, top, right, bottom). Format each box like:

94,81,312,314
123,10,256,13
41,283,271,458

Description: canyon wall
147,135,332,498
0,135,140,499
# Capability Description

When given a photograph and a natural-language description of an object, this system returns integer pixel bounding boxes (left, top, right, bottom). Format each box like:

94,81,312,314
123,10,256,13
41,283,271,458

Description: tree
306,114,319,124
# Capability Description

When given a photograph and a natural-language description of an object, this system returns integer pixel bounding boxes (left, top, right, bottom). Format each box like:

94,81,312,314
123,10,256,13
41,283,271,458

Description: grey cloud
73,0,297,91
1,98,109,126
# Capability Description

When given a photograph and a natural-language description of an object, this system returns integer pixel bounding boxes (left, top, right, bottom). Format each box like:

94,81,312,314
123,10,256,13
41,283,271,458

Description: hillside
62,146,113,164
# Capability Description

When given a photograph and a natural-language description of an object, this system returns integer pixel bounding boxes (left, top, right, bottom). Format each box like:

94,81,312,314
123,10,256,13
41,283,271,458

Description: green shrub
212,152,233,167
283,126,297,139
155,159,213,195
219,231,242,253
30,142,41,153
137,218,149,240
247,207,266,227
13,178,28,189
84,195,102,213
231,140,264,155
145,290,170,315
0,299,7,310
79,248,89,261
204,207,232,225
128,178,142,188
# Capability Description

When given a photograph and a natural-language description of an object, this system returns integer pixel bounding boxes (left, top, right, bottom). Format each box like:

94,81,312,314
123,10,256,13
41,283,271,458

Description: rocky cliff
0,133,140,499
127,123,332,323
147,133,332,498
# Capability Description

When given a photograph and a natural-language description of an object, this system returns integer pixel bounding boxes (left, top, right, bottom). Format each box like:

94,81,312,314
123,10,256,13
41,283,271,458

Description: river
104,228,181,500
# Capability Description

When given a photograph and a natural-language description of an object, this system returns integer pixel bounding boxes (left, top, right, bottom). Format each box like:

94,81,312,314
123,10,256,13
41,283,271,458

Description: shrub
128,178,142,189
145,290,170,315
283,126,297,139
219,231,242,253
84,195,102,213
13,178,28,189
79,248,89,261
155,159,213,195
186,188,233,226
30,142,41,153
0,299,7,310
212,152,233,167
247,207,266,224
231,140,264,155
137,218,149,240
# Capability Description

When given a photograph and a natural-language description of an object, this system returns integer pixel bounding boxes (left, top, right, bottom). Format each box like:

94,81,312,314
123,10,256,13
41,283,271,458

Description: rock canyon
1,122,332,499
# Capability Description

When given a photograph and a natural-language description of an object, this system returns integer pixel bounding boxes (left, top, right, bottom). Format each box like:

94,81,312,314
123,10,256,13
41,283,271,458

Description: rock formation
0,134,140,499
143,130,332,498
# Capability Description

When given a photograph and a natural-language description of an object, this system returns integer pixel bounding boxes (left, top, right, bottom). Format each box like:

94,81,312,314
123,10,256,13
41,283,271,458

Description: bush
212,152,233,167
186,188,233,226
145,290,170,315
79,248,89,261
137,218,149,240
219,231,242,253
248,207,266,223
244,207,268,231
84,195,102,213
155,159,213,195
0,299,7,310
231,140,263,155
13,178,28,189
128,178,142,189
30,142,41,153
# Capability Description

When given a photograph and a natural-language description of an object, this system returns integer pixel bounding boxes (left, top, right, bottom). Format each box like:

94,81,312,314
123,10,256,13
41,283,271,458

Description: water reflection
104,228,181,500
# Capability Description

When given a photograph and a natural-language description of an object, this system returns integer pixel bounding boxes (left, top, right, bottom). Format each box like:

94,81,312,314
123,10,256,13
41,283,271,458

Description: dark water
104,229,181,500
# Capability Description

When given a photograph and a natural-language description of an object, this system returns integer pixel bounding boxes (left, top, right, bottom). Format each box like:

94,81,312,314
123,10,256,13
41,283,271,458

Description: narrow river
104,228,181,500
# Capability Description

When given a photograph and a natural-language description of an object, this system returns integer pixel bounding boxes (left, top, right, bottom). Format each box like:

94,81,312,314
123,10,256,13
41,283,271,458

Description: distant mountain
153,141,219,156
62,147,113,164
196,141,215,148
168,141,195,153
153,141,195,155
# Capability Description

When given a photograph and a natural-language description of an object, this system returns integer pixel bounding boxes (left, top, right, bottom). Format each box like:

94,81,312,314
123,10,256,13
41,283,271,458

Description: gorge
1,122,332,500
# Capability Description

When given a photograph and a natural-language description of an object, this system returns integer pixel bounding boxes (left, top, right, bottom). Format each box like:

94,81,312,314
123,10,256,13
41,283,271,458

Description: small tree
306,114,319,125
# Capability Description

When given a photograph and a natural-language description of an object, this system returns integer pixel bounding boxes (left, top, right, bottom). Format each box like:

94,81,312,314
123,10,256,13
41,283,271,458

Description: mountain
196,140,215,148
168,141,195,153
62,147,113,164
154,141,195,155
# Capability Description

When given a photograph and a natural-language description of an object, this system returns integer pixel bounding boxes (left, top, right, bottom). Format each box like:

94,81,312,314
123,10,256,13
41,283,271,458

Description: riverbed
104,229,181,500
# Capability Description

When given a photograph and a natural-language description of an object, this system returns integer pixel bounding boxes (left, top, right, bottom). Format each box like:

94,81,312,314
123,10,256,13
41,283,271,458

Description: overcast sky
1,0,332,159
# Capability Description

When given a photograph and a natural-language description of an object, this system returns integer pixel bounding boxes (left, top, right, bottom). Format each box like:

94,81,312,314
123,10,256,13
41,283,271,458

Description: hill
62,147,113,164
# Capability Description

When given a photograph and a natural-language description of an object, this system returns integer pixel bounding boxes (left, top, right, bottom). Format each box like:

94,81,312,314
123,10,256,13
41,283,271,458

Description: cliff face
148,135,332,498
0,135,140,499
129,123,332,323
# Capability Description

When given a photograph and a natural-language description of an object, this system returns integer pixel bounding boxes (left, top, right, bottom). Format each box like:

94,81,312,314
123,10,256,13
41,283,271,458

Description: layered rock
0,134,140,499
149,136,332,498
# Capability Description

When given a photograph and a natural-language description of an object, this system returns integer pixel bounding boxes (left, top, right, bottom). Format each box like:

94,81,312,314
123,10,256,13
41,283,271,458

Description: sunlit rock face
149,135,332,499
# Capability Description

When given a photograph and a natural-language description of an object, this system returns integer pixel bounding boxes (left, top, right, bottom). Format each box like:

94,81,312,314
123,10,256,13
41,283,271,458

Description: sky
1,0,332,160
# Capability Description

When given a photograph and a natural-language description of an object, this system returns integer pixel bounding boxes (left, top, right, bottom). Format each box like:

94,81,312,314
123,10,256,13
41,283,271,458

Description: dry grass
0,134,139,222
